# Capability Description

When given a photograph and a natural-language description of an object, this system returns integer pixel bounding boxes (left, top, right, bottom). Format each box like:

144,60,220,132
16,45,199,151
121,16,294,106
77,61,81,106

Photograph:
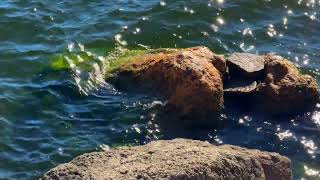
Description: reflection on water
304,165,320,179
301,137,318,158
276,130,295,141
312,109,320,126
0,0,320,179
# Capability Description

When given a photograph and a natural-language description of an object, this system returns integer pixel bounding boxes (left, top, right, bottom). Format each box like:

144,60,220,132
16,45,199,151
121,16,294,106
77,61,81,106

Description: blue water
0,0,320,179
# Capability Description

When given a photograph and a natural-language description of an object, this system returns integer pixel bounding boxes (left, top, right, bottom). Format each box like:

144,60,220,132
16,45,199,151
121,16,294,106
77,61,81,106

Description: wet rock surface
115,46,225,116
227,53,266,77
224,81,258,96
256,55,319,114
109,48,318,116
224,53,319,114
41,139,292,180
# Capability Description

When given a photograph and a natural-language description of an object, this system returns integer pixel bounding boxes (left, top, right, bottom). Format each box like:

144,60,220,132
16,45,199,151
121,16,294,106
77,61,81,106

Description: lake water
0,0,320,179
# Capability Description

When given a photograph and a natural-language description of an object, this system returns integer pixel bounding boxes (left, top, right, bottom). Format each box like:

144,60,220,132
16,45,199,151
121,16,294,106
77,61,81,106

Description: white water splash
63,43,128,95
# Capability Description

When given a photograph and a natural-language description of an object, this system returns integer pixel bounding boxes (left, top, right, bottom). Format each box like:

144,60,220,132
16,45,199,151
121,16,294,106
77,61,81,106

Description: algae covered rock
112,46,225,116
41,139,292,180
256,55,319,114
49,46,319,116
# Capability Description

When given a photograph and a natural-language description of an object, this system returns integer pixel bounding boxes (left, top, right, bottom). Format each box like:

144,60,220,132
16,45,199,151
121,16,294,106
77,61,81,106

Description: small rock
41,139,292,180
227,53,265,77
224,81,258,96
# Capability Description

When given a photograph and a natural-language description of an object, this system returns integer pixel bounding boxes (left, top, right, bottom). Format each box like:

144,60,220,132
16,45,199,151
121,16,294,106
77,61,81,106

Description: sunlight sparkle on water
68,42,75,52
160,0,166,6
312,111,320,126
133,28,141,34
304,165,320,178
242,28,253,36
58,147,63,155
267,24,277,37
301,137,318,157
115,34,127,46
99,144,111,151
283,17,288,26
216,17,224,25
239,43,255,52
211,24,219,32
216,0,224,4
276,130,295,141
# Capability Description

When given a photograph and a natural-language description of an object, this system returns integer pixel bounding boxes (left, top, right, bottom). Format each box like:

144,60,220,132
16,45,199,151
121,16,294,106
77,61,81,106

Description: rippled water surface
0,0,320,179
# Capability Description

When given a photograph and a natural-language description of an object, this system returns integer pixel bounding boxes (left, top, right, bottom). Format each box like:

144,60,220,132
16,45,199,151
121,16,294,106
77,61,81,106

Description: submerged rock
112,46,225,116
41,139,292,180
256,55,319,114
227,53,265,78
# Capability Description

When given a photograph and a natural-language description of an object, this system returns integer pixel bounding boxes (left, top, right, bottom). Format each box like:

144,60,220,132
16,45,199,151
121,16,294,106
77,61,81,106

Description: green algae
105,49,148,76
50,51,99,71
50,47,177,79
105,48,178,76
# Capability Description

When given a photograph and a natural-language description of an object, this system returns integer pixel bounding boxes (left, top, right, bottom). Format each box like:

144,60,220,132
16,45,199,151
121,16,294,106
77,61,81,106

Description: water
0,0,320,179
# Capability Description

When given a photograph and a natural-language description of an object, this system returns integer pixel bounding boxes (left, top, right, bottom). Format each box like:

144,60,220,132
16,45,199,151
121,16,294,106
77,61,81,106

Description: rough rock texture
42,139,292,180
256,55,319,114
116,46,225,116
224,81,258,96
227,53,266,77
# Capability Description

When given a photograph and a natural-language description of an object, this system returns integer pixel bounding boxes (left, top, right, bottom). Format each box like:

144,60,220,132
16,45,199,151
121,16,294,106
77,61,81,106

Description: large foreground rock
42,139,292,180
114,46,226,116
256,55,319,114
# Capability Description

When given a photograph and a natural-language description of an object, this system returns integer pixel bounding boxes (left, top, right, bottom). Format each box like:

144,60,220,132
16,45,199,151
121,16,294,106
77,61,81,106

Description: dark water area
0,0,320,179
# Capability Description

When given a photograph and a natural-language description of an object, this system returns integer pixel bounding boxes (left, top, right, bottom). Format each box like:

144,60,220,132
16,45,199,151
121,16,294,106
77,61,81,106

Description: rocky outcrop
114,46,226,116
50,46,319,115
256,55,319,114
41,139,292,180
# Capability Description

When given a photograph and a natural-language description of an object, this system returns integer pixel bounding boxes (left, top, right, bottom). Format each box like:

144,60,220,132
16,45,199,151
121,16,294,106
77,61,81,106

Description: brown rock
227,53,265,77
116,46,225,116
41,139,292,180
256,55,319,114
185,46,227,76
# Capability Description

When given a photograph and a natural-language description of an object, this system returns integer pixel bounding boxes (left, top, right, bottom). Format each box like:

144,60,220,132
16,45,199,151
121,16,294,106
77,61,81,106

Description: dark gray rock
227,53,265,77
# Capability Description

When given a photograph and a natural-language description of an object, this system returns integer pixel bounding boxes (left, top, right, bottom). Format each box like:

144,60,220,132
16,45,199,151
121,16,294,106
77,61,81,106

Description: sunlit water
0,0,320,179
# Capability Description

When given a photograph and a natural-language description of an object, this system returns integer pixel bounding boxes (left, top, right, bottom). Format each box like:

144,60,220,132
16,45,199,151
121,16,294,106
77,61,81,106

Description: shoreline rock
111,46,226,117
224,53,319,114
41,139,292,180
256,55,319,114
50,46,319,116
